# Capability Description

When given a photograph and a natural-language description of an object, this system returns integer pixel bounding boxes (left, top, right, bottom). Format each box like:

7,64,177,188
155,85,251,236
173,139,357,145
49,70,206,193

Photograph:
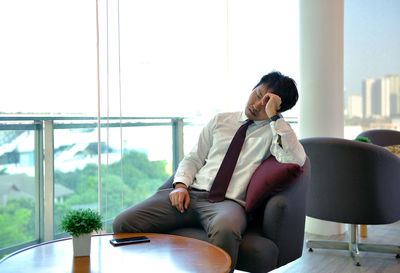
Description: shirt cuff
172,175,191,188
271,118,292,135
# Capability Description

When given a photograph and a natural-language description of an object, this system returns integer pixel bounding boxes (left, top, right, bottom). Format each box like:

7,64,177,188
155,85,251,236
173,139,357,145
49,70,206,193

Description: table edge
0,232,232,269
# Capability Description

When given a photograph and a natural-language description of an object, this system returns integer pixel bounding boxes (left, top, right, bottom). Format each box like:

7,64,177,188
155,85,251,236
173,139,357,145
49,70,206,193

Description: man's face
245,84,271,121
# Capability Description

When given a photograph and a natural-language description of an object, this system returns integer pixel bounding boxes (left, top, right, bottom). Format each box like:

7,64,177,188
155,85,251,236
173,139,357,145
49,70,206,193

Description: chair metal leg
349,224,361,266
307,240,348,250
358,243,400,255
307,224,400,266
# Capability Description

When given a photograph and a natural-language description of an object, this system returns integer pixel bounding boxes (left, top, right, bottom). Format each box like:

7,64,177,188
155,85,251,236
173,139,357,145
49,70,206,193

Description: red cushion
245,156,303,213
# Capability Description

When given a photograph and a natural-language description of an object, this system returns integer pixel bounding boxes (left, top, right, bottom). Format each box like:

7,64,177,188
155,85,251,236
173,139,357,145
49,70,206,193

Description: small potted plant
354,136,372,143
60,208,103,257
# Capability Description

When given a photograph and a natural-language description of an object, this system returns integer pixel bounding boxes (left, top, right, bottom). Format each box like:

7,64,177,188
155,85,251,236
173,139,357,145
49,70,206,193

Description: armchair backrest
300,137,400,225
357,129,400,146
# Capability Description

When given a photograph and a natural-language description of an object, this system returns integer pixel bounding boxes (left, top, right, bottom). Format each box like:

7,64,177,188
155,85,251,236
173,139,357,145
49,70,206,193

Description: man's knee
207,215,245,242
112,216,123,233
210,225,242,239
113,190,171,233
112,211,140,233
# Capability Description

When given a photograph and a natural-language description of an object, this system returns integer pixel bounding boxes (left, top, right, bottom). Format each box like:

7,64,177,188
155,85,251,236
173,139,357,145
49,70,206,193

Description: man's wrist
174,182,188,190
269,114,281,122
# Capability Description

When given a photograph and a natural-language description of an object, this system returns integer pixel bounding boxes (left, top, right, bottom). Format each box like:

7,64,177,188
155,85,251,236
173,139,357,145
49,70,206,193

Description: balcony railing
0,115,298,258
0,116,185,257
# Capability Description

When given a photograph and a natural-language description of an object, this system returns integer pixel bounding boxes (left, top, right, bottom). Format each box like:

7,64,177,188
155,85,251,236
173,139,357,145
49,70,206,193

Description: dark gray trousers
113,188,247,270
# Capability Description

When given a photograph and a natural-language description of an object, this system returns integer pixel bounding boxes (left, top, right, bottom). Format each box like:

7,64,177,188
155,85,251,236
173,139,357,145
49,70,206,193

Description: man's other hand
169,183,190,213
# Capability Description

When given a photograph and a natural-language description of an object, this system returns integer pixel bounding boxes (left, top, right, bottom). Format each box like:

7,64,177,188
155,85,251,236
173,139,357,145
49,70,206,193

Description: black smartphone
110,236,150,246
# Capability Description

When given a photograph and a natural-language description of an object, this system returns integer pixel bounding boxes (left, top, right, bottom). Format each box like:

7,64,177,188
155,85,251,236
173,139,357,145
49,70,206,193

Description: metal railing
0,115,299,257
0,116,185,257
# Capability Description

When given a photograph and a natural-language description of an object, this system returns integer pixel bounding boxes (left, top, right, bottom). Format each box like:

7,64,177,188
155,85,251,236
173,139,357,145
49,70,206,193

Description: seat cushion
237,232,279,273
245,156,303,213
168,227,279,273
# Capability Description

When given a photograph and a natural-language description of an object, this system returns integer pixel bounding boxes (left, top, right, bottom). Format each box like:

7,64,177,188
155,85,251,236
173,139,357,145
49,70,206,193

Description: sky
344,0,400,95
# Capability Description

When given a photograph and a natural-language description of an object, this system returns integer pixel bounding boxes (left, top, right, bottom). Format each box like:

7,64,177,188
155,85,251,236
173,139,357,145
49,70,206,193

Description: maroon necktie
208,119,254,202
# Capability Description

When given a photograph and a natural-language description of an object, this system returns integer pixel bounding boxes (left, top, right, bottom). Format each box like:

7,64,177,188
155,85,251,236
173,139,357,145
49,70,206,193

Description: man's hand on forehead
262,93,282,118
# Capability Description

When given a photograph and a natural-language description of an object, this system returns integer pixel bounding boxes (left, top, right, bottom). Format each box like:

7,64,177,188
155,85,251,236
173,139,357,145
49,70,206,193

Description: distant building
383,75,400,116
362,78,375,118
0,130,122,176
362,75,400,118
0,173,74,206
347,94,362,118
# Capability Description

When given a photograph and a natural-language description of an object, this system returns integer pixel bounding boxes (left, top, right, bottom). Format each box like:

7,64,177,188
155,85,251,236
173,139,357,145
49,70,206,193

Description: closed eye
256,90,263,99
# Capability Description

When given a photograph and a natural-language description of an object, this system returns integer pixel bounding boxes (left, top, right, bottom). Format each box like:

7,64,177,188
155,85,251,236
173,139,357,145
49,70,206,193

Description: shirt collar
239,111,269,126
239,112,247,123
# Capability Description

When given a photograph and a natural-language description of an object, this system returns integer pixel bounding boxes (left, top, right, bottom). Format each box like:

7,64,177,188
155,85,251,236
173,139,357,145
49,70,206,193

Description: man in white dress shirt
113,71,306,272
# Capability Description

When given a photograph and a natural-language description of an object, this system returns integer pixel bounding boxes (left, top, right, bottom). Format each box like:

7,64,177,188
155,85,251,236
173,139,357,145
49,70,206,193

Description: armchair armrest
262,157,310,267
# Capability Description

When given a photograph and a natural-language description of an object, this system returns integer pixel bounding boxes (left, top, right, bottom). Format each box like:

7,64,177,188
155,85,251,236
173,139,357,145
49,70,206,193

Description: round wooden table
0,233,231,273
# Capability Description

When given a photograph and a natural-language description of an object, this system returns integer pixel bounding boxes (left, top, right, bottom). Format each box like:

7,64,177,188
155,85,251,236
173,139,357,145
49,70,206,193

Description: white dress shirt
173,111,306,204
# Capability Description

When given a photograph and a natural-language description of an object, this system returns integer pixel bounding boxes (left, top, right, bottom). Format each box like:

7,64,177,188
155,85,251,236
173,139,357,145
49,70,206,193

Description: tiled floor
234,221,400,273
273,221,400,273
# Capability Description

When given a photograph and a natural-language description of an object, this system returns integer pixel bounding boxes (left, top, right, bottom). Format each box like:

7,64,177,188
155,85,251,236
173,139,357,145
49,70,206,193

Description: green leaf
59,208,103,237
354,136,372,143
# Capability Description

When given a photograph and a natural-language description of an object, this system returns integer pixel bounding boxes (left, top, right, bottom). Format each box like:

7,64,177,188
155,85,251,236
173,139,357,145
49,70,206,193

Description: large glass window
0,0,97,254
53,126,99,236
0,1,97,115
118,0,299,120
0,0,300,255
0,130,36,250
344,0,400,139
107,0,300,228
99,123,173,232
53,122,173,234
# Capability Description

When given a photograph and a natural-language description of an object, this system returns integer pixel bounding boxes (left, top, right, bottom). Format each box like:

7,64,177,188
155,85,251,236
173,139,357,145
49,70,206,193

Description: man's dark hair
254,71,299,113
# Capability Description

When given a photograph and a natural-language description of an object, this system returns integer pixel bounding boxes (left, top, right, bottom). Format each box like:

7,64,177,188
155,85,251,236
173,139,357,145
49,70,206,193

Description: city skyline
346,73,400,120
344,0,400,95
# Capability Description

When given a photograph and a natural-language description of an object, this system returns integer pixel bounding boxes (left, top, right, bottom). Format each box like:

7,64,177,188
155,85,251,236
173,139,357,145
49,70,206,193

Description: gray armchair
158,157,310,273
357,129,400,146
300,137,400,266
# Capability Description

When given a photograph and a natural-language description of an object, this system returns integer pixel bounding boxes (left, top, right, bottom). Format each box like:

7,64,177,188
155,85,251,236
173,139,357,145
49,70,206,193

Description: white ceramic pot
72,233,91,257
